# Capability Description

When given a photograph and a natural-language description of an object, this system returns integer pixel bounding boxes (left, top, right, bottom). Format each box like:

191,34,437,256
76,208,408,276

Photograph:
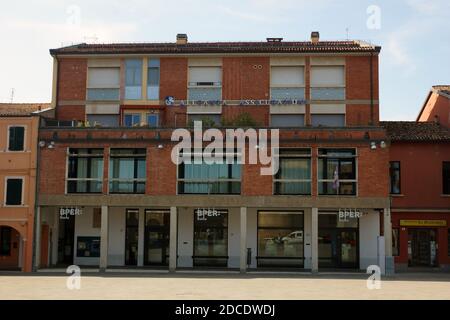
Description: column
384,207,394,274
169,207,178,272
137,209,145,267
240,207,247,273
311,208,319,273
100,206,109,272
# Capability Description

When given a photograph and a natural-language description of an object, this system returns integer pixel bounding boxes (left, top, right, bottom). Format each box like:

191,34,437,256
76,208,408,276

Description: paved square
0,272,449,300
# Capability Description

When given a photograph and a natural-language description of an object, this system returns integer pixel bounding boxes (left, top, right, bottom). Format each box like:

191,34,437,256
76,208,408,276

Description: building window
147,114,159,127
270,114,305,128
310,66,345,100
125,59,143,100
270,66,305,100
109,149,146,194
178,150,241,194
274,149,311,195
67,149,104,193
124,113,142,127
0,227,12,256
188,66,222,101
392,228,399,256
87,67,120,101
257,211,304,267
318,148,357,196
8,126,25,151
147,59,160,100
5,178,23,206
443,162,450,195
390,161,401,194
188,114,221,127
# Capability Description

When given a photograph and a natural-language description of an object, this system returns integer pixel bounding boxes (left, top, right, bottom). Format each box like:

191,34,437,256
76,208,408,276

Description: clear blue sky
0,0,449,120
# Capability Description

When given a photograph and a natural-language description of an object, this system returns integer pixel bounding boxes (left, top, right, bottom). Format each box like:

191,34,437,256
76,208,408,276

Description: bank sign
59,207,83,220
195,209,227,225
338,209,362,222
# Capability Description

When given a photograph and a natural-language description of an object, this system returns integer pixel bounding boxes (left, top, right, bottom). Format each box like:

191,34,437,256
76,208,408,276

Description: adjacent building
417,85,450,129
0,103,51,271
35,33,394,273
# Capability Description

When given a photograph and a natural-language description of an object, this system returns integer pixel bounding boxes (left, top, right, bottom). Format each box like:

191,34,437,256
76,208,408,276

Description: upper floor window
5,178,23,206
125,59,143,100
147,113,159,127
109,149,146,194
390,161,401,194
87,67,120,101
124,113,142,127
177,150,241,194
443,161,450,195
274,149,311,195
67,149,104,193
188,66,222,101
311,66,345,100
8,126,25,151
147,59,160,100
270,66,305,100
318,148,357,196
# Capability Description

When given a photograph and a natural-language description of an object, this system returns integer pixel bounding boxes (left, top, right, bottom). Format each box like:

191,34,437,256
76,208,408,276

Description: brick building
35,33,394,273
0,103,51,271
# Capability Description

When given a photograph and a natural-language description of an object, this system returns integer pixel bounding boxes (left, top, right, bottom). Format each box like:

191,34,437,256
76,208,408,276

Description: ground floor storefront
392,211,450,270
36,195,393,274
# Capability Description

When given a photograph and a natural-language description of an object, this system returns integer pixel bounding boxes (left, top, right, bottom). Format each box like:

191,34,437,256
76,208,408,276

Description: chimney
311,31,320,44
176,33,188,45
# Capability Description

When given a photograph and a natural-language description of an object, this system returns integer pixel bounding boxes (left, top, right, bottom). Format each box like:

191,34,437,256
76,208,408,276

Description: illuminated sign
400,220,447,227
338,209,363,222
59,207,83,220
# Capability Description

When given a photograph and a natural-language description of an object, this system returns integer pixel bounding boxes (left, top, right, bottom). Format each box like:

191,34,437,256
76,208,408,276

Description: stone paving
0,272,449,300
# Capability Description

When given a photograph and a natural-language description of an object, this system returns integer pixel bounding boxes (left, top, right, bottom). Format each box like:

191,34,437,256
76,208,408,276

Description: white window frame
4,176,25,207
7,125,27,152
188,66,222,88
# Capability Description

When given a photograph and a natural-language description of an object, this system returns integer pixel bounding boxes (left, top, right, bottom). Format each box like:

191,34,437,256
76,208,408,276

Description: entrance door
144,210,170,266
318,229,358,268
125,209,139,266
408,229,437,267
193,209,228,267
57,215,75,265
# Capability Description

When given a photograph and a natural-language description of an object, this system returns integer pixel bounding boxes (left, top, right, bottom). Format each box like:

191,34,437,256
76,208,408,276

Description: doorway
125,209,139,266
193,209,228,267
57,215,75,265
408,229,437,267
318,229,358,268
144,210,170,266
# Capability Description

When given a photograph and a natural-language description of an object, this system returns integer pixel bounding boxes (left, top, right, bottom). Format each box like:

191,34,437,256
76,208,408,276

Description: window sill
441,194,450,197
1,205,28,208
391,194,405,197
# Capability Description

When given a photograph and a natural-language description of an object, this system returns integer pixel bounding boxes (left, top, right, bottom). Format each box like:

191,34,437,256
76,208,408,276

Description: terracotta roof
0,103,51,116
50,40,381,55
381,121,450,142
432,85,450,97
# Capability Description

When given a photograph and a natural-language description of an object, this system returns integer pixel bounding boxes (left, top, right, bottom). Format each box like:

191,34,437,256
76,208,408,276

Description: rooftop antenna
10,88,15,103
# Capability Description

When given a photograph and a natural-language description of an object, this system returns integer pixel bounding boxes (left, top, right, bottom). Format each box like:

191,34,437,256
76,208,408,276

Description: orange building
0,103,51,271
417,85,450,129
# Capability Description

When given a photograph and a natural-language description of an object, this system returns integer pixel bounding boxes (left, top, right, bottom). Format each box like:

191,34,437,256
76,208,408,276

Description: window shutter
6,179,23,205
271,66,304,86
8,127,25,151
88,68,120,88
189,67,222,84
311,66,345,86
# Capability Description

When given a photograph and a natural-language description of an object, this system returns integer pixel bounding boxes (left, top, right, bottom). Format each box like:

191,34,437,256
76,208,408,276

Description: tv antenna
10,88,15,103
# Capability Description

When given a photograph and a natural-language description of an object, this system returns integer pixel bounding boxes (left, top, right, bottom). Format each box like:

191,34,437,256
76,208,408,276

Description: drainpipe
32,117,42,272
53,56,60,121
369,52,374,126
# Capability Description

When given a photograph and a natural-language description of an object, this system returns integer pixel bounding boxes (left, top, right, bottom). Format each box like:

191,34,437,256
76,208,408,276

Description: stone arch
0,222,28,271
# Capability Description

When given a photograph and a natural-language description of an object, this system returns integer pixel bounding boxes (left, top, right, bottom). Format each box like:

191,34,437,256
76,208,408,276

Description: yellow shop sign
400,220,447,227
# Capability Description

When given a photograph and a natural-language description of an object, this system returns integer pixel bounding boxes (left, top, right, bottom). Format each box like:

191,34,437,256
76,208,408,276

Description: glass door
144,210,170,266
408,229,437,267
125,209,139,266
193,209,228,267
339,230,358,268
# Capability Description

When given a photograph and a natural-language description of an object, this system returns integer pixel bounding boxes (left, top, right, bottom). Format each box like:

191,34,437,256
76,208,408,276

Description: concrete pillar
384,207,395,274
100,206,109,272
169,207,178,272
240,207,247,273
137,209,145,267
311,208,319,273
